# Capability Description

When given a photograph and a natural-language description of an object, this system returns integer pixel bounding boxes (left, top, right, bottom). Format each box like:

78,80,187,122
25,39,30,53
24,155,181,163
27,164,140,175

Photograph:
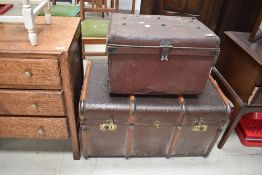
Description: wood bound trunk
79,60,230,158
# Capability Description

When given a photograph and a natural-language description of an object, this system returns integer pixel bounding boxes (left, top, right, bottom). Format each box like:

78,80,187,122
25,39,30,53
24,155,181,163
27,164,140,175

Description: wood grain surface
57,22,83,159
60,52,81,159
0,117,68,139
0,90,66,116
0,58,61,89
0,17,81,53
216,32,262,103
0,16,83,160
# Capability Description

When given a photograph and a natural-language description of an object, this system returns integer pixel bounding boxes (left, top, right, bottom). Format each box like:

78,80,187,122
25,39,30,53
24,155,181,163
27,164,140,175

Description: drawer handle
37,128,44,135
31,104,38,110
24,71,32,78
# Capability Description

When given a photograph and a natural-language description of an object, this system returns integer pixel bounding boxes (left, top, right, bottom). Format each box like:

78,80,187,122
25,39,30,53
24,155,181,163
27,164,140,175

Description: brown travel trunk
79,60,230,158
107,14,220,95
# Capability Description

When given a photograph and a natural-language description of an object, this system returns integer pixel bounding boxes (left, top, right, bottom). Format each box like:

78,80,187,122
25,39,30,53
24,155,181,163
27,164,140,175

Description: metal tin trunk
107,14,220,95
79,60,230,158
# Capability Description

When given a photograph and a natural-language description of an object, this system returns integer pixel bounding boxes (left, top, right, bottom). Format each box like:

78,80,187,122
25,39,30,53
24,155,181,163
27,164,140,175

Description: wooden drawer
0,117,69,139
0,90,66,116
0,58,61,89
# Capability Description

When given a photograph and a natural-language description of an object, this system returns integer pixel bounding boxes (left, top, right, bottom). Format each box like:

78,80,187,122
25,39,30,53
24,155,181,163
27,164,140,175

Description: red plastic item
0,4,14,15
235,112,262,147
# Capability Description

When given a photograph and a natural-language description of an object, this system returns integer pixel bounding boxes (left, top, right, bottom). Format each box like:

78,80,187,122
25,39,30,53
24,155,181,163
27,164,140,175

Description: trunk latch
192,124,208,132
192,118,208,132
100,119,117,131
160,40,173,61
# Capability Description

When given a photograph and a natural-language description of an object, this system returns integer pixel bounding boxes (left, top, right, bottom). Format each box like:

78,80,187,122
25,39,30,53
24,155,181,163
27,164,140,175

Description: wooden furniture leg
218,106,247,148
111,0,114,8
131,0,136,14
115,0,119,12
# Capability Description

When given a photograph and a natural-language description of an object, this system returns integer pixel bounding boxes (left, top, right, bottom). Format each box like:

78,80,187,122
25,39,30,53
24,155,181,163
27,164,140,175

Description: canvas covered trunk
107,14,220,95
79,60,230,158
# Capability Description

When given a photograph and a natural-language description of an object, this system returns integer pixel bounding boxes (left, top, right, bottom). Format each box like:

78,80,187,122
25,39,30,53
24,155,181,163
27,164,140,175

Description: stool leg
45,0,52,24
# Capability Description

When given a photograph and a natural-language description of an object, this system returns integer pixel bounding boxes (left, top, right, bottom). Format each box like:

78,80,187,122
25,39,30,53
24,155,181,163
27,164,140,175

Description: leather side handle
178,96,186,125
209,74,232,116
79,60,92,121
128,95,136,124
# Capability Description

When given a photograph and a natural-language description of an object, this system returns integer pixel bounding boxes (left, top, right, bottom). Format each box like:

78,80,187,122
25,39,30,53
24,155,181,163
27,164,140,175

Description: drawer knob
24,71,32,78
37,128,44,135
31,104,38,110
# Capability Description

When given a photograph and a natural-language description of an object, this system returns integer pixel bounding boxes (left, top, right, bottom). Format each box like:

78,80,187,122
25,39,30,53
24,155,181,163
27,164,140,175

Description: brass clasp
100,119,117,131
192,117,208,132
154,120,161,128
192,124,208,132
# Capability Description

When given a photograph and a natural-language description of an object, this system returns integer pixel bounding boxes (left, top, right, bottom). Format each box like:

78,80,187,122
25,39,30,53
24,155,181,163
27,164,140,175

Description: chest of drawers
0,17,83,160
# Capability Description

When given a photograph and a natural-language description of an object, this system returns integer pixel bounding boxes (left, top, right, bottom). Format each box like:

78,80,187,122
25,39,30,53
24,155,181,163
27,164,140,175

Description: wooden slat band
79,59,92,120
125,126,134,159
126,95,136,159
166,126,181,158
166,96,185,157
204,127,223,157
81,125,89,159
80,59,92,101
79,60,92,159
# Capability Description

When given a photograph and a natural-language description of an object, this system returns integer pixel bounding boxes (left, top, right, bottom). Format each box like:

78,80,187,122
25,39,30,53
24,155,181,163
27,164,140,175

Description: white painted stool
0,0,51,46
